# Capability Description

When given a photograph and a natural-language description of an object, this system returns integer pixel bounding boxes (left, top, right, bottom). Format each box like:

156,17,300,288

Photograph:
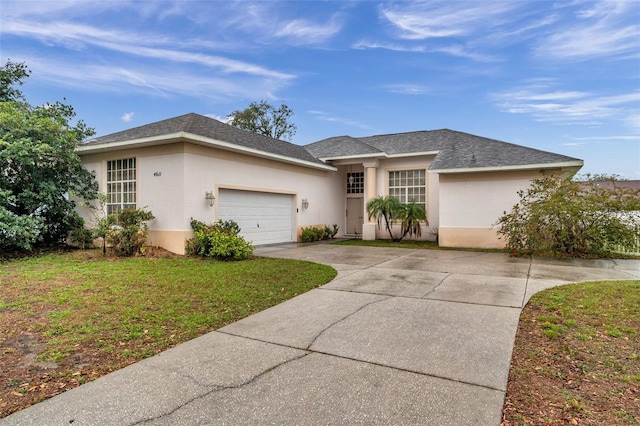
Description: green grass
505,280,640,424
533,280,639,350
1,250,337,363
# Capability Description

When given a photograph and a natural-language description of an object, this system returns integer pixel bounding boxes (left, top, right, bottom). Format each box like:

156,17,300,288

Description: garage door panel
218,189,293,245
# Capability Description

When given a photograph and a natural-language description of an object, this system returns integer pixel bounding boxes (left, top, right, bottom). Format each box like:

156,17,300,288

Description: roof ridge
179,113,198,132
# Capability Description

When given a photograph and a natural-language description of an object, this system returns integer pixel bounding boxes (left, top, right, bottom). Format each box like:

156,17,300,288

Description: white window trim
106,158,137,214
386,168,427,208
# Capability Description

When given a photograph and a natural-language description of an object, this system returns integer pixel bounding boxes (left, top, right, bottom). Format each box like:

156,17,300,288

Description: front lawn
0,250,336,417
503,280,640,425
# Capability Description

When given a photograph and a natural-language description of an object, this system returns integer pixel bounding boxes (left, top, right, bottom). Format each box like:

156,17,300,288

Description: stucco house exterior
77,113,583,254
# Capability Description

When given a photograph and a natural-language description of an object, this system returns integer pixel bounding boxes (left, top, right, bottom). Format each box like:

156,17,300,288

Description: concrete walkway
3,244,639,425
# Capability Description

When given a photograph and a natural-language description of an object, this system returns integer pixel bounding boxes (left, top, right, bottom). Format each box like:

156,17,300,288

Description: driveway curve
4,244,639,425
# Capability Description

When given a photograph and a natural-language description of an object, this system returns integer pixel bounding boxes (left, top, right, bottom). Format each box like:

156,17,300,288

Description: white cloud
431,45,501,62
570,135,640,141
493,82,640,127
382,84,430,95
537,0,640,60
2,20,292,80
352,40,426,52
380,1,521,40
1,8,297,102
308,110,373,130
12,54,288,101
206,114,231,124
499,90,589,102
121,112,134,122
275,16,343,45
352,40,498,62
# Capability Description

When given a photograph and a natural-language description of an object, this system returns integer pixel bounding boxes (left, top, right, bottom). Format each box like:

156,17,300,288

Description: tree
366,195,427,242
496,174,640,258
0,60,30,102
0,61,98,252
228,100,297,141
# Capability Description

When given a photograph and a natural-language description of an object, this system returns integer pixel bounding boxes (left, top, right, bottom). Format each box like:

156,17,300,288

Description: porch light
205,191,215,207
301,198,309,210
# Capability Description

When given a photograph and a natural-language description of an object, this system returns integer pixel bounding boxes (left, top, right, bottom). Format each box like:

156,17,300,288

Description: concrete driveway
3,244,639,425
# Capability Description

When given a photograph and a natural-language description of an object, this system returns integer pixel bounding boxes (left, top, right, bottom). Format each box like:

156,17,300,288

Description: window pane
388,169,426,208
106,158,137,212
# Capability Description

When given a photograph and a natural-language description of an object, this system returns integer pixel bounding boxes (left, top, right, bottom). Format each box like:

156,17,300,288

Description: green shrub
96,208,154,257
301,224,340,243
190,218,240,235
325,224,339,239
0,206,43,252
496,174,640,257
185,219,253,261
67,224,94,250
300,226,324,243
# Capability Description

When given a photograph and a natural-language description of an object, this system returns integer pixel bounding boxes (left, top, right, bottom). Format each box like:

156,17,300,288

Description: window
347,172,364,194
388,169,426,208
106,158,136,214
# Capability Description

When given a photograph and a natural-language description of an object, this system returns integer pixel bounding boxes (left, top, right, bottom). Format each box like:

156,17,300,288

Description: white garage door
218,189,294,245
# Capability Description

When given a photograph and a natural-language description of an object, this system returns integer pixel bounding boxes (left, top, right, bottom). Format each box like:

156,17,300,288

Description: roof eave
386,150,439,158
78,132,337,172
317,150,440,162
316,152,386,162
430,160,584,174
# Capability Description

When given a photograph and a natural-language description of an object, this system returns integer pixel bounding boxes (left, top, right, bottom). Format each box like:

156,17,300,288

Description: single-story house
77,113,583,254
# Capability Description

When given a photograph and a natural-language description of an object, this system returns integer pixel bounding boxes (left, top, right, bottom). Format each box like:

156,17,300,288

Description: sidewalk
3,245,638,425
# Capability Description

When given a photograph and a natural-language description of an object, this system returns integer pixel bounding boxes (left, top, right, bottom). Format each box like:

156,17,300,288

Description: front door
346,198,364,235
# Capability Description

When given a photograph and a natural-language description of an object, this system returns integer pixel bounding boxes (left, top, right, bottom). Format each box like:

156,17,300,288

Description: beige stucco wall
79,142,343,254
437,170,541,248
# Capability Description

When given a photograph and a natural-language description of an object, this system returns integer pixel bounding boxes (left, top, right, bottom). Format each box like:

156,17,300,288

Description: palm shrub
366,195,427,242
496,174,640,257
185,219,253,261
366,196,400,240
397,201,427,241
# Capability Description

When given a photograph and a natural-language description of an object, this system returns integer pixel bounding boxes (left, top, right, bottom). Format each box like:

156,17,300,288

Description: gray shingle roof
83,114,582,172
82,113,325,166
305,135,384,158
304,129,582,171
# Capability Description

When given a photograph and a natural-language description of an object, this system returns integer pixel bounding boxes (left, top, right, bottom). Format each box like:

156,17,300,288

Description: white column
362,160,379,240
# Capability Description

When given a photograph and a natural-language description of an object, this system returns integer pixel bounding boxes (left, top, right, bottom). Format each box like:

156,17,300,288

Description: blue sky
2,0,639,178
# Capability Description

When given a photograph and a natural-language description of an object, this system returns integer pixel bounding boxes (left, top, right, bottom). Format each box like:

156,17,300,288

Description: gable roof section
305,129,582,172
79,113,334,171
305,135,384,159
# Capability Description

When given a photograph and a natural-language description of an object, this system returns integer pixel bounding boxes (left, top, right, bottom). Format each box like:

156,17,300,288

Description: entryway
346,198,364,235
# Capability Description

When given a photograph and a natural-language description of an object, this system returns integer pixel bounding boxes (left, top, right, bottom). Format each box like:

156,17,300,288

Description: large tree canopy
228,100,297,141
0,60,98,252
